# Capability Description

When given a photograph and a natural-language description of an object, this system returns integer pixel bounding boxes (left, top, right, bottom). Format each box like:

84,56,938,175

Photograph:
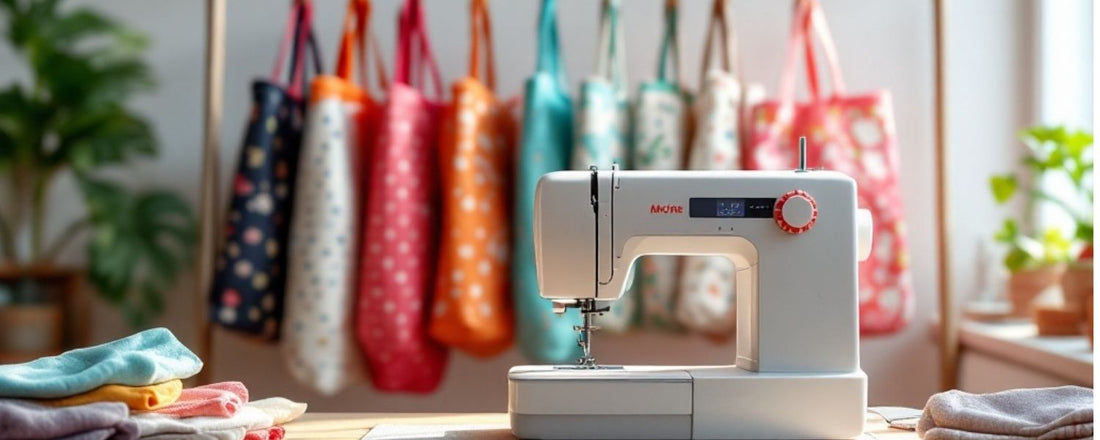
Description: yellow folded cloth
35,379,183,411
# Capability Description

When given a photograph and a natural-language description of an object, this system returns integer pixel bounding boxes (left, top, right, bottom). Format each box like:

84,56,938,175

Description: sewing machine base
508,365,867,439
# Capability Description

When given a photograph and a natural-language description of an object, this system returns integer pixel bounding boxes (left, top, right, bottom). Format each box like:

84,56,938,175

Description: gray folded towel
918,386,1093,440
0,399,138,440
59,430,132,440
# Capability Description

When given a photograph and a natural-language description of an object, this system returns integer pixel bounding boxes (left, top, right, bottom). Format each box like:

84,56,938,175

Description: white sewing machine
508,140,874,439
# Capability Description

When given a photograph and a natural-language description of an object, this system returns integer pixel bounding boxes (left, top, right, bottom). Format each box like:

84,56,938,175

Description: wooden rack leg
196,0,226,386
934,0,959,391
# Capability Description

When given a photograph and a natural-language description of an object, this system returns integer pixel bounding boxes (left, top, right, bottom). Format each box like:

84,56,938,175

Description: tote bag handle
700,0,740,82
535,0,568,88
777,0,846,107
468,0,497,91
335,0,389,93
800,0,846,100
594,0,628,92
394,0,444,98
270,1,323,99
656,0,681,83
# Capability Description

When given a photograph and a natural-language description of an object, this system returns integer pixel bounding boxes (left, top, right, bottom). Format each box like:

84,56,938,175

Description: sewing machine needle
575,299,599,368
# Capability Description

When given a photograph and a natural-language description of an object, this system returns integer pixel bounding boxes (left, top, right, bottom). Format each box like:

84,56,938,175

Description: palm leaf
1,0,194,327
52,105,156,171
41,8,119,46
79,177,195,326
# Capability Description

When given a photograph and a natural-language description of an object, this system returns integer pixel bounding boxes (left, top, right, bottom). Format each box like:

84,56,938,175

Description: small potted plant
0,0,197,356
990,126,1092,318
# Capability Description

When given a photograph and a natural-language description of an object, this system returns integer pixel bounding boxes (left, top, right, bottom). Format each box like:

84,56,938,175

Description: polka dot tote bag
573,0,638,334
631,0,691,330
676,0,764,338
428,0,517,358
745,0,912,335
512,0,583,364
356,0,449,393
282,0,387,395
209,2,321,340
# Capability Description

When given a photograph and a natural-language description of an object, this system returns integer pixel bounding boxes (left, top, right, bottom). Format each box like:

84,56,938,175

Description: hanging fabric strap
801,0,846,98
270,1,323,99
656,0,681,83
394,0,444,98
594,0,627,92
468,0,496,91
270,2,304,85
335,0,389,92
536,0,567,88
778,0,846,105
700,0,740,82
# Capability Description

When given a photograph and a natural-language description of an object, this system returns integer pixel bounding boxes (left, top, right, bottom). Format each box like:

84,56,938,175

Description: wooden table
283,412,919,439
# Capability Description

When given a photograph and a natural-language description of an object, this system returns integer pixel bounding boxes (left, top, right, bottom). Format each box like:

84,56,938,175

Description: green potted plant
990,126,1092,318
0,0,196,349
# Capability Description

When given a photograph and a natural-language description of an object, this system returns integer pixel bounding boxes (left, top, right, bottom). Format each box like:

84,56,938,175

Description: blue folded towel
0,399,138,440
0,328,202,399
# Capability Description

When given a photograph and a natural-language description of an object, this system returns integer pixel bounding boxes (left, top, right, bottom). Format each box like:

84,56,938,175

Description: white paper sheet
361,423,513,440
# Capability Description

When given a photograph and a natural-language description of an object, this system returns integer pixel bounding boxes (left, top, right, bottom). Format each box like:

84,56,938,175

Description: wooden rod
934,0,959,391
196,0,226,386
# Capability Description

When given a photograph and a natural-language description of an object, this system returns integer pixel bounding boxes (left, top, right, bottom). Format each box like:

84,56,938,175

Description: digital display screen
689,197,775,219
715,199,746,217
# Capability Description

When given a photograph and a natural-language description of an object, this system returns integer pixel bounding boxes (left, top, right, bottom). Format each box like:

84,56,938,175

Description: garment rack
194,0,958,390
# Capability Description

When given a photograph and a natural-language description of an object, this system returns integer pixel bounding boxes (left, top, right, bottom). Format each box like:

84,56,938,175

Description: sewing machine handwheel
774,190,818,234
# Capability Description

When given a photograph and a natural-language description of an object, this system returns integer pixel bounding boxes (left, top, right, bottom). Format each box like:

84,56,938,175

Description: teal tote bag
512,0,583,364
572,0,637,333
632,0,691,330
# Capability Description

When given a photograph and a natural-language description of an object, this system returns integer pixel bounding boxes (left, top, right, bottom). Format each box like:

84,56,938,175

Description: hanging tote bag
631,0,690,330
571,0,637,334
282,0,387,395
675,0,764,338
573,0,631,171
209,2,321,340
357,0,449,392
428,0,517,358
512,0,583,363
745,0,912,334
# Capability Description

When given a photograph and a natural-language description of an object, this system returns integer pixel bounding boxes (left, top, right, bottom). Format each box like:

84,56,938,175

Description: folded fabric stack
0,328,307,440
918,386,1094,440
134,395,306,440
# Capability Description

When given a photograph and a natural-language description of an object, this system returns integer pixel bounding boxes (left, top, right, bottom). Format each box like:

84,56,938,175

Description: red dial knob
774,190,818,234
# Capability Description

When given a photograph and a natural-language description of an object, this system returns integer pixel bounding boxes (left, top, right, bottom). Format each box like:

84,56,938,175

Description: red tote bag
356,0,449,392
745,0,912,335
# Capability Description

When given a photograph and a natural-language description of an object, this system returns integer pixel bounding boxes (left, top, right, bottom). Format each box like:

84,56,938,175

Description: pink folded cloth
133,397,304,440
144,382,249,418
244,426,285,440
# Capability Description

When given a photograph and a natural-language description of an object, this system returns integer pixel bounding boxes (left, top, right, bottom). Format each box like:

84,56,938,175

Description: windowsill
930,317,1093,386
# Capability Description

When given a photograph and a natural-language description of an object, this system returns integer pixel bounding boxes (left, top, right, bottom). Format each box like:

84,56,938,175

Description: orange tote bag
429,0,517,357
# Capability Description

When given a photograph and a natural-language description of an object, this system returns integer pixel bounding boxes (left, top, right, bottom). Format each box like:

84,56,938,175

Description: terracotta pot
1034,305,1081,336
0,265,85,355
1086,295,1093,347
0,304,63,353
1008,264,1065,318
1060,260,1093,319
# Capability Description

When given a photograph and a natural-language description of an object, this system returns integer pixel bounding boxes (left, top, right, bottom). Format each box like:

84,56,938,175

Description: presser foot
575,298,602,368
573,323,599,369
553,298,609,369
